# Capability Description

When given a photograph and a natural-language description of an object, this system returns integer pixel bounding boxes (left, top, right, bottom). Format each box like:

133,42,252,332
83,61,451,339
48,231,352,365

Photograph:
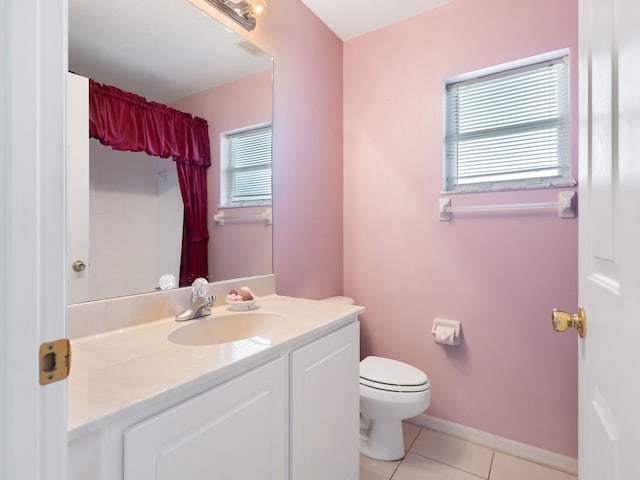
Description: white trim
440,180,577,196
2,0,68,479
0,0,7,470
444,48,570,85
408,414,578,476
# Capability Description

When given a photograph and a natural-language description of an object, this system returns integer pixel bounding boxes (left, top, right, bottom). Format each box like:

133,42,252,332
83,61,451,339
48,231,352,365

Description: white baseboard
408,414,578,476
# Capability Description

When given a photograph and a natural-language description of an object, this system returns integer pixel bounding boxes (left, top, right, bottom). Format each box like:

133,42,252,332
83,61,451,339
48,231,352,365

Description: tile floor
360,423,577,480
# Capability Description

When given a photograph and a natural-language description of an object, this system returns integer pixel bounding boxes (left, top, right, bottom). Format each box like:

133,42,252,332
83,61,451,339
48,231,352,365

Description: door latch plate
39,339,71,385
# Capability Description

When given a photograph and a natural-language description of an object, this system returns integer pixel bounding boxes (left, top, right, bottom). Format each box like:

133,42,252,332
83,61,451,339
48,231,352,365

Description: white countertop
68,294,364,438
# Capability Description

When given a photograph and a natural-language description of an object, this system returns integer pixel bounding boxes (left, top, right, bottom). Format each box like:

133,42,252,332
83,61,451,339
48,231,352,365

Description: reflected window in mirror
221,123,273,208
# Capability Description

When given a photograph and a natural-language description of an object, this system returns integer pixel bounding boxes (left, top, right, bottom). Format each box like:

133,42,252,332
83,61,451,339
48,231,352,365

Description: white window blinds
227,125,272,205
444,57,570,192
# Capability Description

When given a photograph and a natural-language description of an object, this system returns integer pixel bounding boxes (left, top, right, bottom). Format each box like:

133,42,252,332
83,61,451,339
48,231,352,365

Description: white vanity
68,290,362,480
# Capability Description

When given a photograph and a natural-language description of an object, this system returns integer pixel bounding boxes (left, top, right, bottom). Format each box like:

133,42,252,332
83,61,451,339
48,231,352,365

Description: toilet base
360,417,405,461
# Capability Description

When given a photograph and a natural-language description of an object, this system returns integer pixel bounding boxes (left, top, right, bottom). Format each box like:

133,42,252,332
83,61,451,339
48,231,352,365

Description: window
444,55,571,193
221,124,272,207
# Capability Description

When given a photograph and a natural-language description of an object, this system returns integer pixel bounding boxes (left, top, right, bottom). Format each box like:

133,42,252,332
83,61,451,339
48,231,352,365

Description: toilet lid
360,356,429,392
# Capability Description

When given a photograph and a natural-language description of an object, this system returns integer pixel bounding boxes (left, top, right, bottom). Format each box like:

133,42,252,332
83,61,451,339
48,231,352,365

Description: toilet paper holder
431,318,461,345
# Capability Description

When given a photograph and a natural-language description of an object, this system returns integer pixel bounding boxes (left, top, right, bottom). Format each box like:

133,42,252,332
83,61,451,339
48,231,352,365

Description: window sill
218,201,272,209
441,179,577,196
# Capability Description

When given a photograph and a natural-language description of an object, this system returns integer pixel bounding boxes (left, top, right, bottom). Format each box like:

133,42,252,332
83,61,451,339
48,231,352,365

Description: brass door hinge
39,339,71,385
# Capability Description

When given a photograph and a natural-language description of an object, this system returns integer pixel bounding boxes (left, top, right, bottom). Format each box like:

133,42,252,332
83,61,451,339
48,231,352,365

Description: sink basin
168,312,287,346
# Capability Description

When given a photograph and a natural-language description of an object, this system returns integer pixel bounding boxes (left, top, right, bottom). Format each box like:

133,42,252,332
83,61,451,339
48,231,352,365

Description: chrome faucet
175,294,216,322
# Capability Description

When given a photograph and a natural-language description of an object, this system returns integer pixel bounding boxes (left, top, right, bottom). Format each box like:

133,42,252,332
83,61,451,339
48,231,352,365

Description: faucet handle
199,295,216,318
191,277,209,300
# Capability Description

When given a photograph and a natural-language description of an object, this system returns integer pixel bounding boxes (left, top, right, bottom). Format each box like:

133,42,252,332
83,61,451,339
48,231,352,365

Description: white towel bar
214,207,272,226
439,191,575,221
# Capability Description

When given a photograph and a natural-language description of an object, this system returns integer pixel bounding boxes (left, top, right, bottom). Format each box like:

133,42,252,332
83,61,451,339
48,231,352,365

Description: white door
577,0,640,478
67,73,91,304
1,0,68,479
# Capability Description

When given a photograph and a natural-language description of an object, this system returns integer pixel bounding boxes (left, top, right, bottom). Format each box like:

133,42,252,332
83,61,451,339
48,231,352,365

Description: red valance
88,79,211,167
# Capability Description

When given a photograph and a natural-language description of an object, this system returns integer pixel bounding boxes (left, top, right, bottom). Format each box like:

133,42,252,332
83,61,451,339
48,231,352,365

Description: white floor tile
489,451,577,480
359,423,420,480
393,452,486,480
359,426,576,480
402,422,421,451
359,454,400,480
409,428,494,478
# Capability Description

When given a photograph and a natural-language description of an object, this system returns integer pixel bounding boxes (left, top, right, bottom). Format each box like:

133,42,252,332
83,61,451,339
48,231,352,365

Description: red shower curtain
88,79,211,286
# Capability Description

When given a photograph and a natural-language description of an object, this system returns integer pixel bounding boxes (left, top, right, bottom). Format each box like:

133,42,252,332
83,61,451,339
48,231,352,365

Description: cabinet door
291,322,360,480
124,357,287,480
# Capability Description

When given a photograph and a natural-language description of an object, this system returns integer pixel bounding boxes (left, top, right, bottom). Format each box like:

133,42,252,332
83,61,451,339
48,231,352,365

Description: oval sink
168,312,287,346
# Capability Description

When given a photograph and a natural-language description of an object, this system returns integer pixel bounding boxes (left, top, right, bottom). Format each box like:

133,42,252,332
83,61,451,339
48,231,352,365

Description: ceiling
68,0,451,103
68,0,272,103
300,0,453,41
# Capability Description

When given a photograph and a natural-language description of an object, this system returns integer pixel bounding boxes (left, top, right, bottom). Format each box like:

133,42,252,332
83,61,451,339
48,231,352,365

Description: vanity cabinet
291,321,360,480
68,319,359,480
124,357,287,480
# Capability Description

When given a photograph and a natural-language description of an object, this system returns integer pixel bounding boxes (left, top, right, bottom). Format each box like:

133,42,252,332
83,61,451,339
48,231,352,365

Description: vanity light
247,0,267,18
197,0,267,31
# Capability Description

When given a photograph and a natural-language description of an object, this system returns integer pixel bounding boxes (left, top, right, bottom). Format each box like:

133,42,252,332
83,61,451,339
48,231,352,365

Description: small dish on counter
225,295,258,311
225,287,257,310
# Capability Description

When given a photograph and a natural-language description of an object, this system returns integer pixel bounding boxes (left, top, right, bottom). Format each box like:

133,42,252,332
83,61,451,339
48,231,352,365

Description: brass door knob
552,307,586,338
72,260,86,272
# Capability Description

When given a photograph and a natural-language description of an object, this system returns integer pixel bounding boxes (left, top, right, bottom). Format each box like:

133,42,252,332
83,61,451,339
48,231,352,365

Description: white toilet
359,356,431,460
321,296,432,461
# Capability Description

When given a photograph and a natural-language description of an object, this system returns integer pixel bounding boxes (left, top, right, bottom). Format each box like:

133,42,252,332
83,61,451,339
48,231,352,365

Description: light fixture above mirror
197,0,267,31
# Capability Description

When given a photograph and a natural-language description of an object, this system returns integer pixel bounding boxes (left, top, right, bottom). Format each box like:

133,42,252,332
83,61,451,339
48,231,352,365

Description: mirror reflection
68,0,273,303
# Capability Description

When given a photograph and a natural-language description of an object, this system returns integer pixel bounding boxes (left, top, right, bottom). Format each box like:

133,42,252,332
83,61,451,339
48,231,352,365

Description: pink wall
172,71,273,281
216,0,345,298
175,0,346,297
196,0,579,457
343,0,579,458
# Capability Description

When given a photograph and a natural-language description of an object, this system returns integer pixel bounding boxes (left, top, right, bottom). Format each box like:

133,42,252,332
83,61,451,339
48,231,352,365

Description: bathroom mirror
68,0,273,303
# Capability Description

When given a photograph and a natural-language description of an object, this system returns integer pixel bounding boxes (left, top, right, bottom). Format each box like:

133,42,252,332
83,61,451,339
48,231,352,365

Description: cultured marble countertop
68,294,364,438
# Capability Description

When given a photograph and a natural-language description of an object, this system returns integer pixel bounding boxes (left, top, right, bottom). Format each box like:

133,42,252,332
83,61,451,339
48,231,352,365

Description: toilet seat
360,378,430,393
360,356,430,393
